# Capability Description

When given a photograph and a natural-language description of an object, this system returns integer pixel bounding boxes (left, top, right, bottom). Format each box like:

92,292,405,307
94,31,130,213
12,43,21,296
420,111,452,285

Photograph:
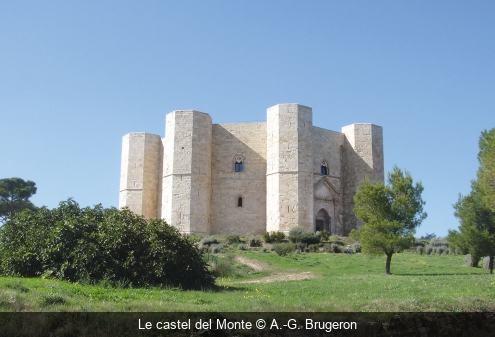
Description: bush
299,233,320,245
437,246,446,255
237,243,247,250
416,246,424,255
352,243,362,253
465,254,480,267
209,244,224,254
0,199,215,289
444,248,450,255
248,236,261,247
225,235,240,245
316,230,330,242
262,231,285,243
288,226,308,243
200,237,218,246
322,243,332,253
307,244,318,253
273,243,296,256
483,256,494,270
425,245,433,255
330,243,341,253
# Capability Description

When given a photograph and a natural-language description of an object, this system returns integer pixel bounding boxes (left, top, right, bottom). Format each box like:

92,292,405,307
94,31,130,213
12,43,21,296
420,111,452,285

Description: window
237,197,243,207
234,155,244,172
321,160,328,175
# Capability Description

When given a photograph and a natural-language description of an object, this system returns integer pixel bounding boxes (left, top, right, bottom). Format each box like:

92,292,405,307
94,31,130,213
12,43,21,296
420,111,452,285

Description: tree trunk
489,255,494,275
385,253,393,274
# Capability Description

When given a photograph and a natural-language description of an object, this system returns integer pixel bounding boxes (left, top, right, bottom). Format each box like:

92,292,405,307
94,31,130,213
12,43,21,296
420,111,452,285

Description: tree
448,128,495,273
0,177,37,223
477,128,495,212
350,166,427,274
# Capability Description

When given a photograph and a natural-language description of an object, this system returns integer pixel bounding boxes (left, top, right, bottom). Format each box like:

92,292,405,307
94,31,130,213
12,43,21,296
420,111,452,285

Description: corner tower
266,104,314,233
341,124,384,233
161,110,212,233
119,133,162,218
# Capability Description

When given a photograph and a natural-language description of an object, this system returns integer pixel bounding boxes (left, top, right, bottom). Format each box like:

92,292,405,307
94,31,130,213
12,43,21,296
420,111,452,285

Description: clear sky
1,1,494,237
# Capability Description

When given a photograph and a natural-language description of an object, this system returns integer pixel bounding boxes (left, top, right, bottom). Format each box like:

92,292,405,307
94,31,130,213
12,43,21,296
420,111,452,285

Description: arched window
321,160,328,175
234,155,244,172
237,197,243,207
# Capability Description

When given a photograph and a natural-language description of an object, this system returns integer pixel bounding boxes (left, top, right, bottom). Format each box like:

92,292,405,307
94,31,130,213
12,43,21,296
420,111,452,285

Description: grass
0,250,494,312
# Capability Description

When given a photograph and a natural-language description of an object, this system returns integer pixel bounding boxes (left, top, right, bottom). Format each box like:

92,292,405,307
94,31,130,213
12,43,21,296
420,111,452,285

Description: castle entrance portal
315,208,330,232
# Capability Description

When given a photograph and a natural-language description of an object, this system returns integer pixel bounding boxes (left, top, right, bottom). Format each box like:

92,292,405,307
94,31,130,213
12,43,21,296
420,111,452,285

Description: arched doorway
315,208,331,232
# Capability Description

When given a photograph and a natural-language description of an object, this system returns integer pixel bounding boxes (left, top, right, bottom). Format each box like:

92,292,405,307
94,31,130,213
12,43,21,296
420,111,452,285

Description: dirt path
233,256,317,283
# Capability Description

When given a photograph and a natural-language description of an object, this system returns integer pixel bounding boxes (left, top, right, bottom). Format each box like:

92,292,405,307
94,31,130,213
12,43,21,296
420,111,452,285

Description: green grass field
1,250,494,312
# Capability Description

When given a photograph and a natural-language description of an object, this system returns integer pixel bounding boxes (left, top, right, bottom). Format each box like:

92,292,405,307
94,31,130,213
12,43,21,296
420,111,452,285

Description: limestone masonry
119,103,384,235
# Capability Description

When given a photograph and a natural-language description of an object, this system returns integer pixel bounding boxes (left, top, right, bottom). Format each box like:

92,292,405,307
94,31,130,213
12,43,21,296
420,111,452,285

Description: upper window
237,197,243,207
321,160,328,175
234,155,244,172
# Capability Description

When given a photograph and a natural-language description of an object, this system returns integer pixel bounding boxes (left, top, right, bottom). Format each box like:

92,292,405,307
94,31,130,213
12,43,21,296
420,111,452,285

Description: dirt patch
234,256,271,271
235,271,317,284
233,256,317,283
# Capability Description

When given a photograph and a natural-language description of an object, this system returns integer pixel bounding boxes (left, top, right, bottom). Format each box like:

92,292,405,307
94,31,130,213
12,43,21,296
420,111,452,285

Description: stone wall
119,132,162,218
161,111,212,233
266,104,313,233
341,124,384,233
210,122,267,234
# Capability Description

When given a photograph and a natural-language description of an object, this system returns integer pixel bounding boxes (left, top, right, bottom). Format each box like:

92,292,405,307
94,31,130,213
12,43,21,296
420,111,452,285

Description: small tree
0,177,37,223
350,166,427,274
477,128,495,212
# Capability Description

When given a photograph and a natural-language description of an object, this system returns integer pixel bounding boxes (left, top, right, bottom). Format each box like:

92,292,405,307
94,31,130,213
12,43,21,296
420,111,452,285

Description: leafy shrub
416,246,424,255
299,233,320,245
330,243,341,253
295,242,307,251
465,254,480,267
225,235,240,245
200,237,218,246
343,246,354,254
444,248,450,255
437,246,445,255
425,245,433,255
288,226,308,243
248,236,261,247
307,244,318,253
237,244,247,250
322,243,332,253
209,244,224,254
430,238,449,247
261,247,267,253
262,231,285,243
316,230,330,242
273,243,296,256
0,199,215,289
352,243,362,253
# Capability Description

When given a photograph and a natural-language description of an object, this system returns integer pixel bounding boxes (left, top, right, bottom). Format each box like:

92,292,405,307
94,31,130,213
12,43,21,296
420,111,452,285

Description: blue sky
1,1,494,237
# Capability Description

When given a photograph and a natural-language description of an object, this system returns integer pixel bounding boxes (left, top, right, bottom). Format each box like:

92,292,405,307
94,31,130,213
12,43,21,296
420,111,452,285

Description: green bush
416,246,424,254
465,254,480,267
209,244,224,254
307,244,318,252
425,245,433,255
352,243,362,253
322,243,332,253
273,243,296,256
330,243,341,253
248,236,261,247
317,230,330,242
0,199,215,289
225,235,240,245
237,243,247,250
262,231,285,243
299,233,320,245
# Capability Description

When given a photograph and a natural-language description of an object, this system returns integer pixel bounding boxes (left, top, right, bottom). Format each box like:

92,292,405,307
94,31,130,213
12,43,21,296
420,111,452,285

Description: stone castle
119,103,384,235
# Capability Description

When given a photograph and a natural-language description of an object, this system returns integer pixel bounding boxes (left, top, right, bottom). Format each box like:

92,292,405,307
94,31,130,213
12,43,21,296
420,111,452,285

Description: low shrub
437,246,446,255
262,231,286,243
483,256,494,270
465,254,480,267
416,246,424,255
225,235,240,245
425,245,433,255
237,244,247,250
273,243,296,256
330,243,341,253
200,237,218,246
209,244,224,254
316,230,330,242
299,233,320,245
248,236,261,247
322,243,332,253
444,248,450,255
307,244,318,253
352,243,362,253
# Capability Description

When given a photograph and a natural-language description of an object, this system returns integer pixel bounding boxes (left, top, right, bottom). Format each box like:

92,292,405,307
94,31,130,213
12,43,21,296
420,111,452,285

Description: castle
119,103,384,235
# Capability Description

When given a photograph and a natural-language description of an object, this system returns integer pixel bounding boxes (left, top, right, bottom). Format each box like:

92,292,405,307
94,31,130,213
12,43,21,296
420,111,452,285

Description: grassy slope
1,251,494,312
